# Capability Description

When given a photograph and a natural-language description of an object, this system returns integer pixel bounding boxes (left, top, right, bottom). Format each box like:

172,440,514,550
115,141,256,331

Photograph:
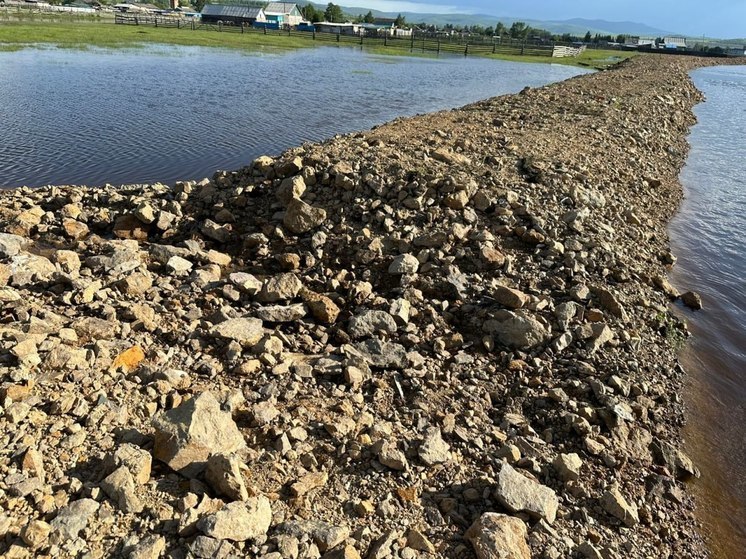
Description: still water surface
0,45,588,188
670,65,746,558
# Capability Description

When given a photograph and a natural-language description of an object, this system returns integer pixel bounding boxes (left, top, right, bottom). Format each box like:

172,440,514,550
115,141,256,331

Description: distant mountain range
313,3,675,37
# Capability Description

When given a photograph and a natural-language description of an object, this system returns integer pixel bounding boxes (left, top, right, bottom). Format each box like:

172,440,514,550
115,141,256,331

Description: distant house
264,2,302,27
624,36,655,48
662,36,687,49
360,19,412,37
314,22,362,35
201,4,266,25
113,3,149,12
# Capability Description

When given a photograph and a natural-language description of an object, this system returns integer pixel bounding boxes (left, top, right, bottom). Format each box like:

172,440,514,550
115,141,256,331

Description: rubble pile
0,55,725,558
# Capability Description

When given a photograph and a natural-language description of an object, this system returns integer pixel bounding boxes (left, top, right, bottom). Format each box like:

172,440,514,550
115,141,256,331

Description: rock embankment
0,55,724,558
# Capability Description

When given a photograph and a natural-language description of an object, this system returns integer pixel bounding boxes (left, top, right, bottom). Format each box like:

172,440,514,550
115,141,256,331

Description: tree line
298,3,635,44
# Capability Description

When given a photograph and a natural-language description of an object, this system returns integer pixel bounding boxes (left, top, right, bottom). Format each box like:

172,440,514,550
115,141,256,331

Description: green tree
394,13,406,27
193,0,206,12
509,21,528,39
495,22,506,37
363,10,374,23
583,31,592,42
301,4,320,22
324,3,344,23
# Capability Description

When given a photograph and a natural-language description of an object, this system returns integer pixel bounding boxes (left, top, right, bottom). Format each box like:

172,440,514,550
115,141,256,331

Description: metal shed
200,4,266,25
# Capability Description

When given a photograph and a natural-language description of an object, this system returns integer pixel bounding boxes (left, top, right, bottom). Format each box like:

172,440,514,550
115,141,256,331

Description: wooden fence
113,16,558,58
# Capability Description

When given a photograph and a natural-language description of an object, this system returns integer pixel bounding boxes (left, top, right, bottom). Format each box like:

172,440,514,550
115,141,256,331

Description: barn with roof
200,4,266,25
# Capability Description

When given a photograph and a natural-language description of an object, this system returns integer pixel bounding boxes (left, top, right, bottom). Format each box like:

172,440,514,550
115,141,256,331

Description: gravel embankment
0,54,731,558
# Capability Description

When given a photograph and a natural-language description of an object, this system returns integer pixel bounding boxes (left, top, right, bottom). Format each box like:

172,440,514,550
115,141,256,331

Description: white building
663,36,687,49
624,36,655,47
264,2,303,27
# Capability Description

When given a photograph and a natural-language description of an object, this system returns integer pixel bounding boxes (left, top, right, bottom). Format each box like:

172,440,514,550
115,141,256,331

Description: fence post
336,33,339,43
465,43,468,56
492,41,496,54
313,30,315,40
218,21,222,32
437,38,440,54
191,19,195,30
411,33,414,51
360,33,363,45
154,17,157,27
384,35,387,47
241,23,244,33
264,25,266,34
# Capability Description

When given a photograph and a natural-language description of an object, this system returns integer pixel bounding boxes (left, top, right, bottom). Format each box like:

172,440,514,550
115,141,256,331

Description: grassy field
0,20,636,68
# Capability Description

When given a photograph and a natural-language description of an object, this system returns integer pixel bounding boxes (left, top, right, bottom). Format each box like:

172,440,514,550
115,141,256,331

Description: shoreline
0,21,633,69
0,55,736,557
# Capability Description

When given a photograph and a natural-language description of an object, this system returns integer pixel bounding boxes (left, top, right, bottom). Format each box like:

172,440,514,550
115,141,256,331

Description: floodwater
669,65,746,558
0,45,589,189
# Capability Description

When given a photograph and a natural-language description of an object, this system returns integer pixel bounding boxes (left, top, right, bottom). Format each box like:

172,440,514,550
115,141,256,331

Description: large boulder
494,464,559,523
197,498,272,542
209,317,264,347
283,199,326,234
152,392,246,478
484,311,551,349
348,310,397,339
465,513,530,559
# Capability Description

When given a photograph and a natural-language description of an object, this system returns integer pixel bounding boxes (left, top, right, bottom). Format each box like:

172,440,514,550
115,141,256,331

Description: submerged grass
0,21,636,69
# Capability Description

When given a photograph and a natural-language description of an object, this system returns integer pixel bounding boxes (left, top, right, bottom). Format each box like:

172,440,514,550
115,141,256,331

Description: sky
355,0,745,38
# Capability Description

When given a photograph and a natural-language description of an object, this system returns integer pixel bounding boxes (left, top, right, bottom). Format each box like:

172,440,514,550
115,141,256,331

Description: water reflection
670,64,746,559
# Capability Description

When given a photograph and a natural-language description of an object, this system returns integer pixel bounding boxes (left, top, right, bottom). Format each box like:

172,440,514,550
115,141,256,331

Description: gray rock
101,466,143,513
205,454,249,501
418,427,451,466
600,486,639,527
484,311,552,349
229,272,263,295
152,392,246,478
166,255,193,275
681,290,703,310
127,535,166,559
258,273,303,303
0,233,26,258
651,439,700,480
388,254,419,274
209,317,265,347
198,498,272,542
283,199,327,234
188,536,234,559
350,338,407,369
553,453,582,482
108,443,152,485
256,303,307,323
378,442,409,471
348,310,397,339
276,175,306,205
493,285,530,309
495,464,559,523
465,513,530,559
276,520,350,552
50,498,100,541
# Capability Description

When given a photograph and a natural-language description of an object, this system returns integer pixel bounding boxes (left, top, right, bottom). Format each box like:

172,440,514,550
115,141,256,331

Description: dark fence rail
113,16,556,58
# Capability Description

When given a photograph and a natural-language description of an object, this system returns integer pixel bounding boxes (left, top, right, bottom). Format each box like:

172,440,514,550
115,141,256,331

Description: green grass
0,21,636,68
0,22,312,52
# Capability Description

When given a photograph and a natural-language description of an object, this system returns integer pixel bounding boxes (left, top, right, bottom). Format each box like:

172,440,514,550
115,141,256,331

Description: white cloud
346,1,464,14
